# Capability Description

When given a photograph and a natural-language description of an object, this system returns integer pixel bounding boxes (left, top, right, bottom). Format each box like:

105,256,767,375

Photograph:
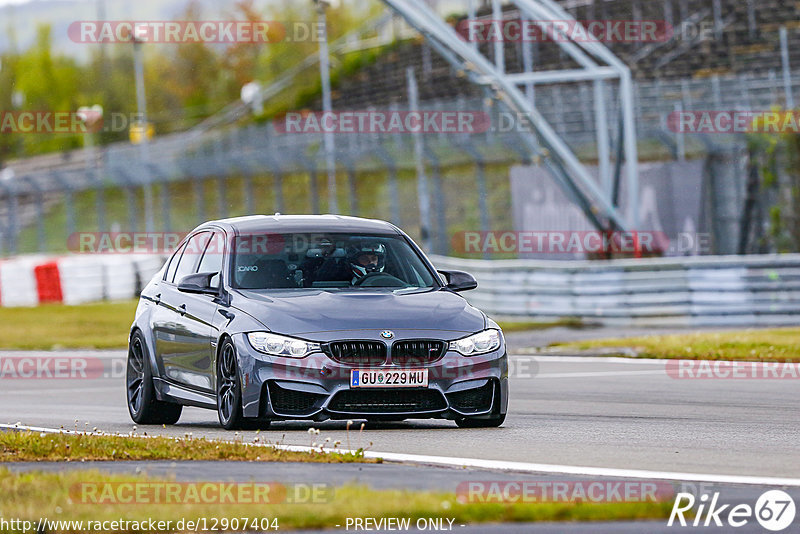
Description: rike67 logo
668,490,796,531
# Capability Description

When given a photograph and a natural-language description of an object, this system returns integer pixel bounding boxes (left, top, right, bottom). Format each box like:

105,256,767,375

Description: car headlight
450,329,502,356
247,332,321,358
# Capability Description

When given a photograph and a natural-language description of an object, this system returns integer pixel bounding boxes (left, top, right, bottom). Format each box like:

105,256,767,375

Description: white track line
3,423,799,487
510,355,667,365
535,370,665,379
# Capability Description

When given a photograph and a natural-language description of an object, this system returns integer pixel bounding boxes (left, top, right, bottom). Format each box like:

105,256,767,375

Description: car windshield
232,233,438,290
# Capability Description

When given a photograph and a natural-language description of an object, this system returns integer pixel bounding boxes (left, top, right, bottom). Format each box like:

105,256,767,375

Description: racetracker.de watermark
666,360,800,380
274,111,491,134
71,482,332,505
452,231,711,256
68,21,329,43
0,112,97,134
456,19,673,43
456,480,675,503
1,112,158,134
68,232,289,255
0,356,124,380
68,232,188,254
667,110,800,134
270,354,537,382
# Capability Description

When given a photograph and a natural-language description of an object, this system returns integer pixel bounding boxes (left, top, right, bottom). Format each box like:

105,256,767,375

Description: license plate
350,369,428,388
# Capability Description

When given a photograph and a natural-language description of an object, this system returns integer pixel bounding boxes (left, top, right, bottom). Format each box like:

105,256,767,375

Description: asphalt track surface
0,348,798,478
1,326,799,533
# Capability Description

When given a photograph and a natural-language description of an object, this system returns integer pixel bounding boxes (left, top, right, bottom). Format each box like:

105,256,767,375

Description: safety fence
431,254,800,326
3,251,799,330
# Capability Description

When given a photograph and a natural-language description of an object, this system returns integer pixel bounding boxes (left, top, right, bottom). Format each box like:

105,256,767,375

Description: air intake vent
268,382,324,415
328,389,447,413
447,381,494,413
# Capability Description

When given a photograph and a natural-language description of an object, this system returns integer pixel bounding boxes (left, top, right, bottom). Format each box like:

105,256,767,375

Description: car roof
196,214,403,236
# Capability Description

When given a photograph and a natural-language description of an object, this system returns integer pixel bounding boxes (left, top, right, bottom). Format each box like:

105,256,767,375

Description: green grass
0,300,138,350
0,468,674,532
0,431,370,463
554,328,800,362
497,318,584,333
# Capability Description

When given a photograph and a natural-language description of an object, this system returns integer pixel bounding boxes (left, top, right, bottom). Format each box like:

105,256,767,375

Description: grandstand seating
323,0,800,110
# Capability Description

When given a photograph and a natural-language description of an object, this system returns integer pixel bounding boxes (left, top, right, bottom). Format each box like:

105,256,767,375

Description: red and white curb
0,255,164,306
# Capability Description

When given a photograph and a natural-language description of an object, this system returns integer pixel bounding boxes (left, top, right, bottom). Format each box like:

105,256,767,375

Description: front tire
217,338,247,430
126,331,182,425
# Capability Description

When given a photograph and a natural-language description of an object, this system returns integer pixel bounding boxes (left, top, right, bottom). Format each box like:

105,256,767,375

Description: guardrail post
8,184,18,255
160,181,171,232
298,152,320,215
0,182,15,255
674,102,686,162
192,174,206,226
780,26,795,109
258,151,286,215
87,165,106,233
373,143,401,224
21,176,46,252
454,138,490,259
217,176,227,219
338,150,359,216
706,146,743,254
408,67,433,251
50,171,77,243
423,143,447,255
243,174,255,215
145,163,170,231
116,168,140,232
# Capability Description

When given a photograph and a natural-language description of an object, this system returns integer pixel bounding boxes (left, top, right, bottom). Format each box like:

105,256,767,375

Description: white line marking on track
3,423,799,487
0,387,123,395
510,355,667,365
535,370,665,379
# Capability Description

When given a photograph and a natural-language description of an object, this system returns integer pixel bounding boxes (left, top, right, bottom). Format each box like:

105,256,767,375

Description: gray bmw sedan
126,215,508,429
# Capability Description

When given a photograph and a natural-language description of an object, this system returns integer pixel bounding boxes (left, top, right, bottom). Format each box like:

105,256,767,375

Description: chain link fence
1,63,798,258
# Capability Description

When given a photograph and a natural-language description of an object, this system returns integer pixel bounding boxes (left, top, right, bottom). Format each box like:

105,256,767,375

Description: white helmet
348,242,386,279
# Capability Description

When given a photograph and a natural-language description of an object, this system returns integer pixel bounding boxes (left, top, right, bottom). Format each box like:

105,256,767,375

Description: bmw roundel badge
380,330,394,339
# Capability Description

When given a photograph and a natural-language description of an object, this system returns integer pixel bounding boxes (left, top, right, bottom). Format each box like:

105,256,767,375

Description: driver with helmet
348,242,387,284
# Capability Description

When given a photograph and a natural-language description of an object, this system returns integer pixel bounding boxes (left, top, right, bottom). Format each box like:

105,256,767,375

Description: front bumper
232,333,509,421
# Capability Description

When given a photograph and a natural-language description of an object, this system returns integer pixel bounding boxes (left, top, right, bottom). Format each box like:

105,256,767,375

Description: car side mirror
438,270,478,292
178,272,219,295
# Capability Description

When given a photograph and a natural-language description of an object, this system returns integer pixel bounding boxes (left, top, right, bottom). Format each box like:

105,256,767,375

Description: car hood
231,287,485,339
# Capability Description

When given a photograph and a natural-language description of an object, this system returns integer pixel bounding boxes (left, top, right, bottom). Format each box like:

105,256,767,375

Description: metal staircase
381,0,640,232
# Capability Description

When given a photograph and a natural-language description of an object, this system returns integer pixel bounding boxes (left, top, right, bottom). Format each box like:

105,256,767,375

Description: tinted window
172,232,211,284
197,232,225,289
164,241,187,283
232,232,437,290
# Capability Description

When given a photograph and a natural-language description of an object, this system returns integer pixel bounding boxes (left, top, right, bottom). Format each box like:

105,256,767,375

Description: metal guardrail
430,254,800,326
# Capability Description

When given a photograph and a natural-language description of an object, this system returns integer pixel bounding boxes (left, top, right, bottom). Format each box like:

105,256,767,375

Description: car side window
171,232,211,284
197,232,225,289
164,241,188,283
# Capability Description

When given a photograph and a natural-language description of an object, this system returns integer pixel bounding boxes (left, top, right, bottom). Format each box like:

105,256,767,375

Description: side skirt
153,378,217,410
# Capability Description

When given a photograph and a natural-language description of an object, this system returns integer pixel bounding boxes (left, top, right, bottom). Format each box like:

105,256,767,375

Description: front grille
328,389,447,413
268,382,325,414
447,381,495,413
324,341,387,366
391,340,446,366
